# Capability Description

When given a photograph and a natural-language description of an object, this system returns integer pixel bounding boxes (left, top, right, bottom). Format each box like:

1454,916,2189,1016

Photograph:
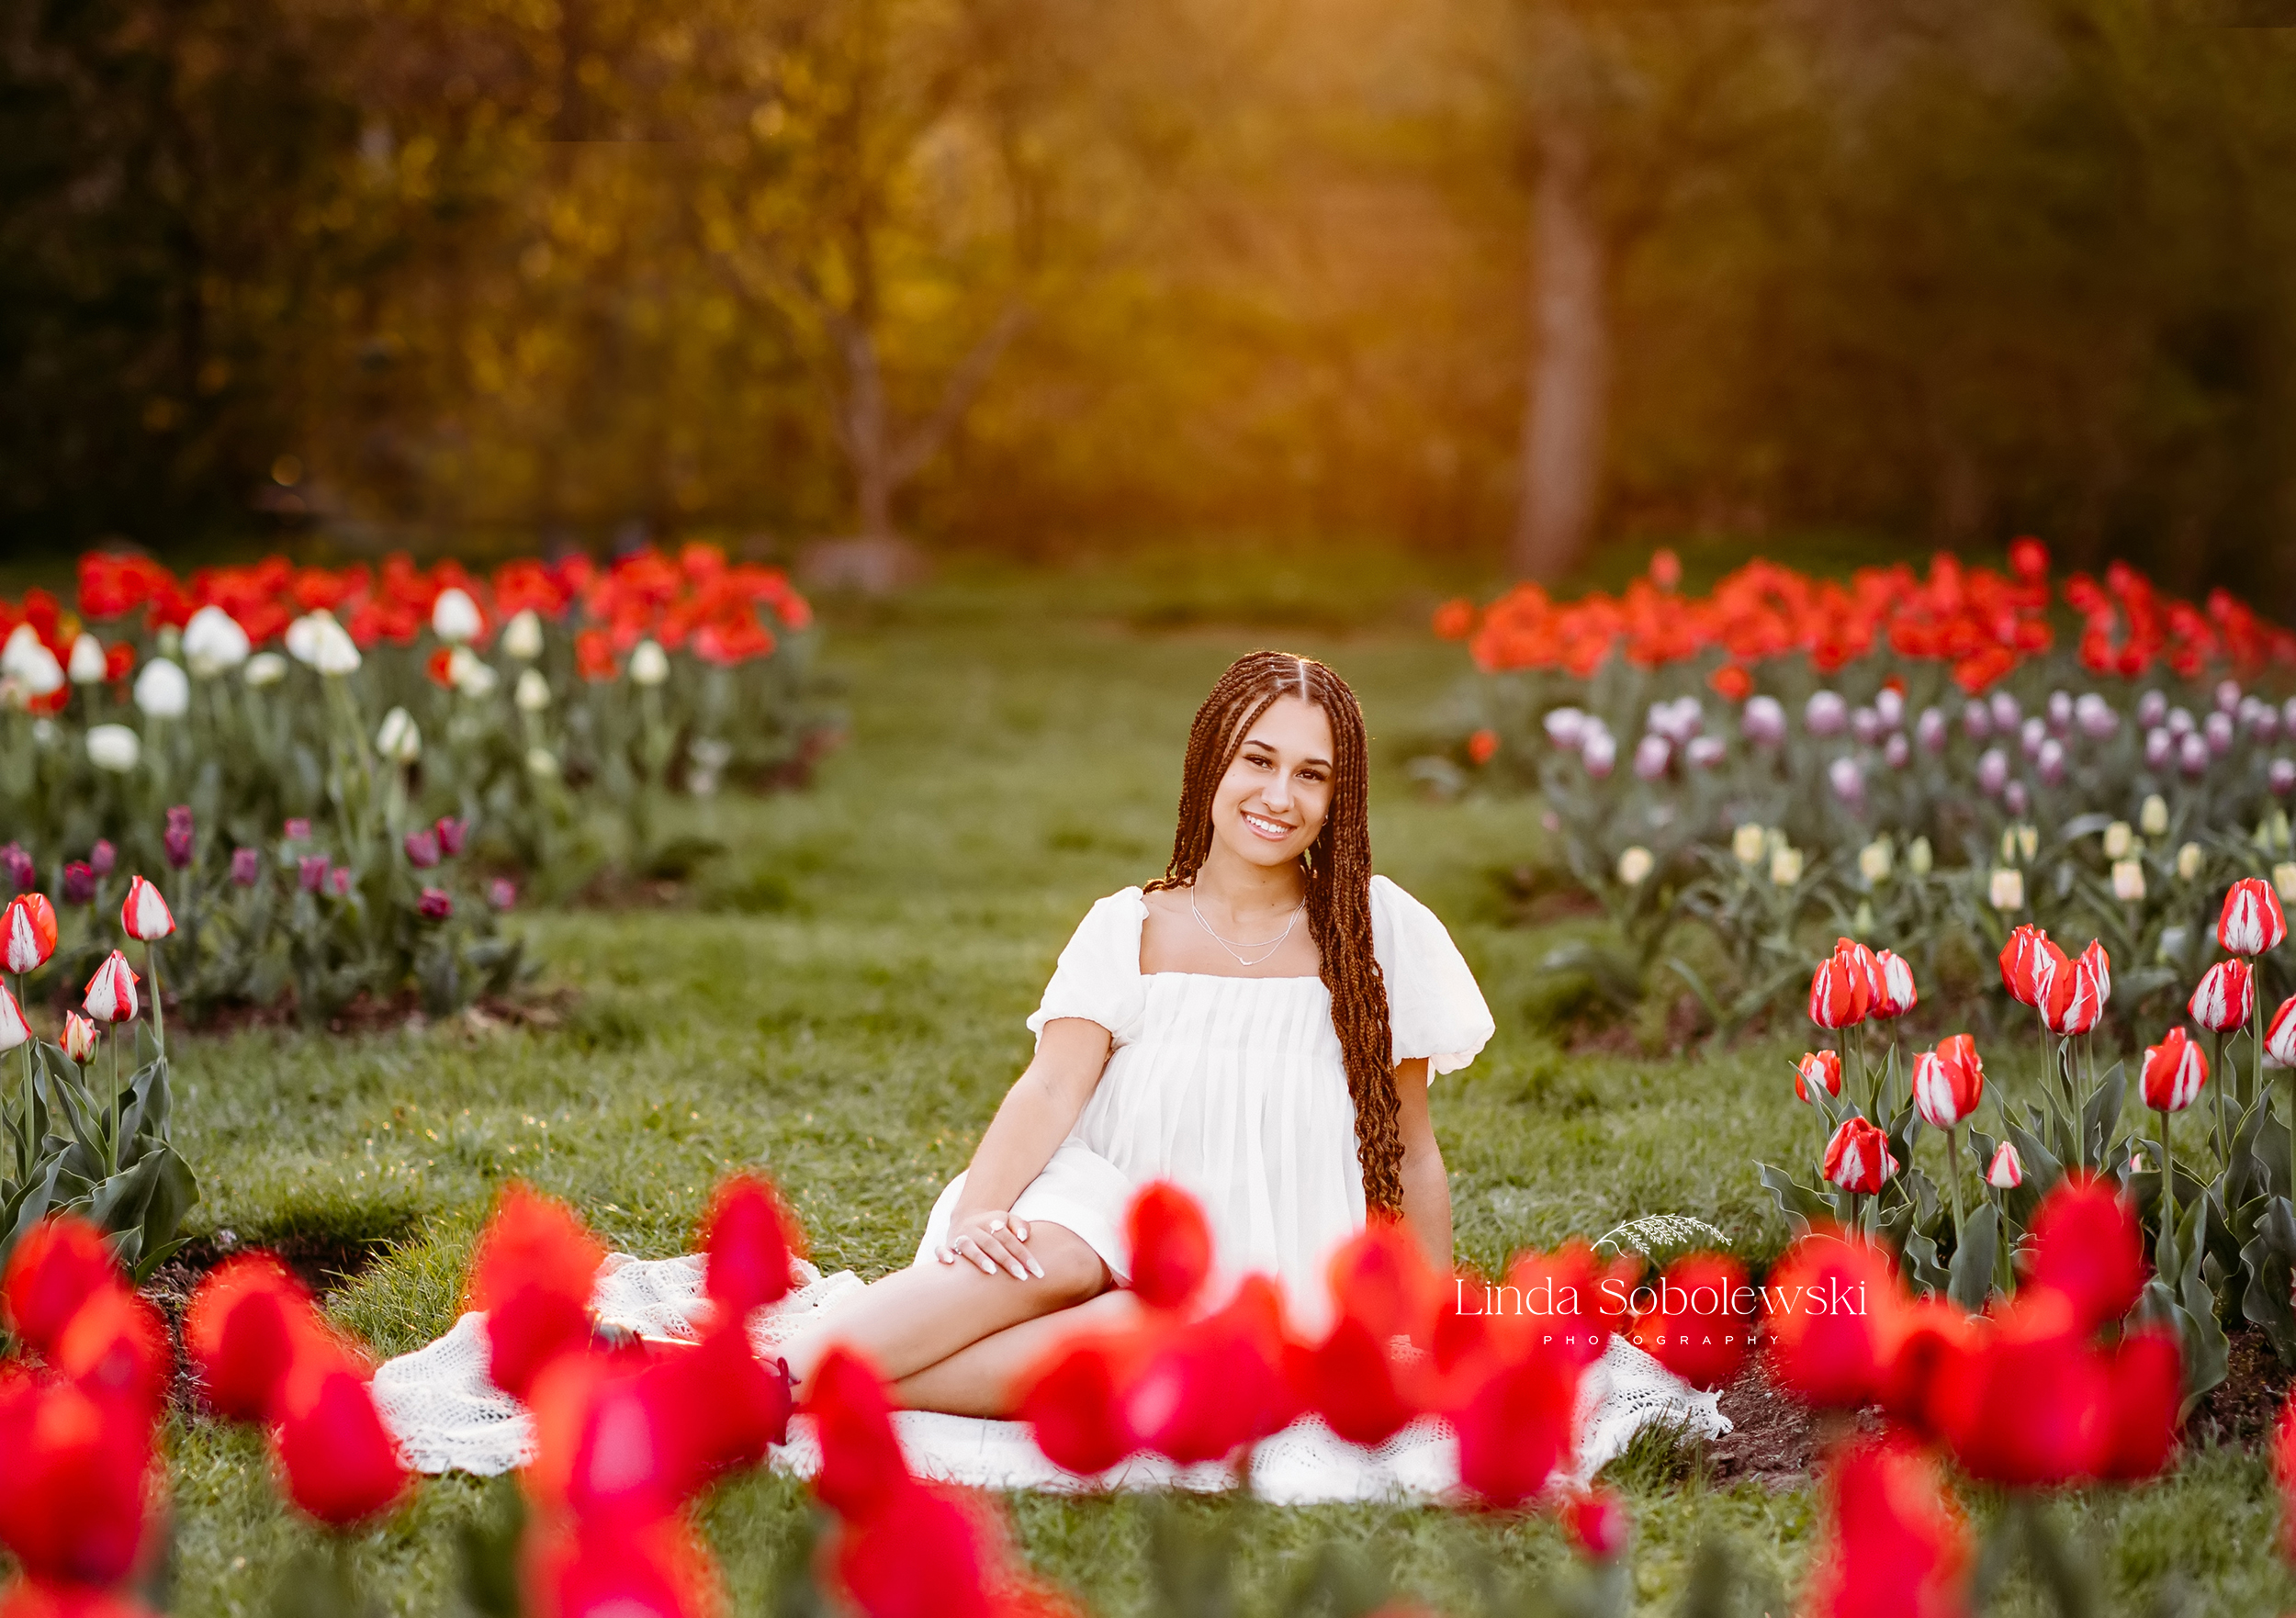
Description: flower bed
0,546,831,1022
1427,544,2296,1037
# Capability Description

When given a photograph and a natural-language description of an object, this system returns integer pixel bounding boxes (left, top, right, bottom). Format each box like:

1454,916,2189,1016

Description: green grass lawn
143,548,2289,1615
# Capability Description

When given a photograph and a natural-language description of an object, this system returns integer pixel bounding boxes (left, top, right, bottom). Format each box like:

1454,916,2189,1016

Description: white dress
913,875,1497,1335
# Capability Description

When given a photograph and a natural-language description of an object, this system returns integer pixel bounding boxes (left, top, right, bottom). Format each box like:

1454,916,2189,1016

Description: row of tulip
6,1165,2289,1617
1428,544,2296,1035
0,545,834,915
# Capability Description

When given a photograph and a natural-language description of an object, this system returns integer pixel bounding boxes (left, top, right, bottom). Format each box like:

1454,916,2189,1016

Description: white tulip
2111,860,2146,903
514,669,551,712
1769,846,1804,886
182,605,252,675
1989,868,2025,911
286,611,361,675
2276,862,2296,904
1731,824,1767,865
86,723,141,773
501,609,545,661
628,639,670,687
133,657,190,718
1858,839,1893,884
2141,794,2169,837
432,587,483,645
1906,836,1933,876
2176,842,2203,882
377,706,422,764
525,746,560,779
454,657,500,699
2103,820,2133,860
243,652,288,687
68,634,107,684
1616,846,1654,886
2,626,63,698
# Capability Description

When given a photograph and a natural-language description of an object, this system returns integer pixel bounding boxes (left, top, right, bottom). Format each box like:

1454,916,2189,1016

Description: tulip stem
1943,1127,1965,1246
146,943,165,1062
2158,1107,2174,1264
14,971,31,1176
108,1028,121,1176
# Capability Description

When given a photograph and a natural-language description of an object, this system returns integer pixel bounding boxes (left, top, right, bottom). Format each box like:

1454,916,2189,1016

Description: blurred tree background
5,0,2295,599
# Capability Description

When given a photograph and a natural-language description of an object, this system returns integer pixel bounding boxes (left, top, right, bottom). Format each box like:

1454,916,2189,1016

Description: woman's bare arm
1392,1057,1453,1272
940,1017,1115,1278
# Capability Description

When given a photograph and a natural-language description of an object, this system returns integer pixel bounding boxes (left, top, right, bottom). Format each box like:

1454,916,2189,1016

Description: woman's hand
937,1208,1045,1280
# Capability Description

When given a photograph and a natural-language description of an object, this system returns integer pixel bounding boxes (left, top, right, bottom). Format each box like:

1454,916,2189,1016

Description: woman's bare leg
892,1287,1144,1416
781,1222,1109,1397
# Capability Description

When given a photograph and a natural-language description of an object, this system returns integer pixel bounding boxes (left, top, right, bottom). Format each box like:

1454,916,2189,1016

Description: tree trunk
1509,120,1610,583
834,316,898,541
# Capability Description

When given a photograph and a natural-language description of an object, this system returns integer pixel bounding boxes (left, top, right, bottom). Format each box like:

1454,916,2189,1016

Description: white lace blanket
370,1254,1728,1503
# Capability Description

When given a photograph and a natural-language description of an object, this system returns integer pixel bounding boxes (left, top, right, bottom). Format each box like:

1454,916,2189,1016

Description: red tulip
2023,1175,2145,1331
3,893,57,974
1018,1331,1143,1476
1822,1116,1898,1194
51,1287,169,1421
1801,1437,1972,1618
0,1580,163,1618
700,1174,793,1317
1795,1050,1842,1105
1998,924,2064,1008
186,1254,314,1422
80,953,137,1024
2093,1327,2182,1482
2187,960,2252,1032
2275,1396,2296,1565
0,1370,155,1588
2041,956,2105,1036
1986,1141,2023,1188
1324,1219,1443,1343
1911,1036,1984,1129
1636,1253,1751,1392
1561,1486,1630,1561
1935,1288,2110,1486
2219,876,2288,956
647,1320,792,1490
271,1351,411,1526
526,1517,718,1618
2141,1027,2209,1112
2,1216,119,1356
805,1347,910,1522
118,878,172,944
0,984,27,1055
1763,1233,1900,1410
831,1479,996,1618
1452,1345,1581,1508
1298,1311,1418,1447
464,1184,606,1401
2268,996,2296,1068
1124,1181,1212,1312
2078,939,2112,1008
1877,1297,1976,1444
1490,1241,1631,1369
1807,956,1869,1030
1872,950,1917,1018
1128,1275,1300,1464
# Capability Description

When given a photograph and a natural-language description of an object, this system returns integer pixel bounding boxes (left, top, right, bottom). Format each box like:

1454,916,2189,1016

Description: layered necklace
1188,882,1305,968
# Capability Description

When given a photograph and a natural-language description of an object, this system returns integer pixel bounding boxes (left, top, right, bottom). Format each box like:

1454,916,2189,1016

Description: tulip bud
1858,840,1892,884
2176,842,2203,882
436,816,468,857
1989,869,2025,911
2219,877,2288,956
120,874,174,941
1770,845,1804,886
2206,711,2235,756
298,854,329,893
62,860,95,905
431,586,483,646
1828,757,1864,806
185,1253,314,1423
1986,1141,2023,1188
2103,820,2133,859
1805,691,1848,736
133,657,189,718
1543,707,1588,748
1912,1035,1984,1129
2181,733,2212,776
2004,780,2030,817
1874,950,1917,1017
1822,1117,1898,1194
83,949,139,1023
377,706,422,765
4,893,58,973
286,610,361,675
182,605,253,676
1795,1050,1842,1105
0,982,28,1053
2274,758,2296,798
1917,707,1947,752
502,608,546,660
1809,956,1870,1030
526,746,561,780
327,866,353,898
2144,727,2173,769
2189,958,2254,1032
1977,748,2009,797
514,669,552,712
62,1010,98,1063
85,723,141,773
1685,735,1726,769
67,633,107,684
417,887,452,921
2080,939,2111,1006
2043,959,2105,1036
2140,1028,2207,1112
231,847,261,886
1125,1181,1213,1311
1732,824,1766,865
1906,836,1933,876
1615,846,1654,886
1741,695,1786,747
1581,728,1616,779
2142,794,2169,837
244,650,288,686
1562,1487,1631,1562
403,829,441,870
629,639,670,687
273,1353,411,1526
2266,996,2296,1069
2112,860,2145,902
487,878,517,911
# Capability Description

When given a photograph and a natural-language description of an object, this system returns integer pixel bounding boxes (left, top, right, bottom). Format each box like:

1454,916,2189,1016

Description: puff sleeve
1025,888,1150,1047
1370,875,1495,1076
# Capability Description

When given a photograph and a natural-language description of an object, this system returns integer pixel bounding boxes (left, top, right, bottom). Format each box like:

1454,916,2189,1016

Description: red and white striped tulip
1809,953,1871,1029
1795,1050,1843,1106
1998,925,2065,1009
84,950,139,1023
3,892,57,973
1912,1034,1985,1129
120,874,174,941
1873,950,1918,1018
2140,1028,2208,1113
2078,939,2111,1009
1986,1141,2023,1189
2041,956,2105,1037
2267,995,2296,1069
1837,938,1885,1005
1822,1116,1899,1194
2218,877,2288,957
2189,958,2254,1033
62,1010,98,1063
0,982,27,1053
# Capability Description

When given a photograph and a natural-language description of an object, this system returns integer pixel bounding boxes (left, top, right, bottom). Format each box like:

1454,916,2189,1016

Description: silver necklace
1188,883,1304,967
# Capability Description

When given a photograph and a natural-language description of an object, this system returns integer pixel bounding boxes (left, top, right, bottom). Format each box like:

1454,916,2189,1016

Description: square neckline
1123,885,1325,983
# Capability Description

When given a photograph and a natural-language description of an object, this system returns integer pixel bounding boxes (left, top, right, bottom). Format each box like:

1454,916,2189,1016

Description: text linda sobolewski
1453,1273,1871,1348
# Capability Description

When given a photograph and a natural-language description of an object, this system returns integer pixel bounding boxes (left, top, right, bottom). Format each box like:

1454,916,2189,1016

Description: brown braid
1144,652,1404,1212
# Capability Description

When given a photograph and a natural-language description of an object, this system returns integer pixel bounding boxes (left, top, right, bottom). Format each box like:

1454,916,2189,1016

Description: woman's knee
1026,1225,1109,1307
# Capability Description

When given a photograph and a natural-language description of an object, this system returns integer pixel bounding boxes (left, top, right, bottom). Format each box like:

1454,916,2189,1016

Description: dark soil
141,1229,400,1413
2187,1329,2295,1450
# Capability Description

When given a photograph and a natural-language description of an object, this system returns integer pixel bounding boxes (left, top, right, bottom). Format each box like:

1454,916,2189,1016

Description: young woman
780,650,1494,1415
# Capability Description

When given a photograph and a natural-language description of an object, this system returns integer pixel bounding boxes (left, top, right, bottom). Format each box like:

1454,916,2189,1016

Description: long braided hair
1144,652,1404,1212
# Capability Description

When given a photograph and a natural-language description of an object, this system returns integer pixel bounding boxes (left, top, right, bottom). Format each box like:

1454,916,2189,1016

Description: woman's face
1209,696,1336,871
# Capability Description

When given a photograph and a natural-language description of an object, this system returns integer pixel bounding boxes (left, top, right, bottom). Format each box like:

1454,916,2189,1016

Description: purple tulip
2205,711,2234,757
2216,678,2242,713
327,866,354,897
2074,693,2117,739
2020,717,2046,761
1884,733,1910,770
2138,690,2168,729
1806,691,1849,736
2037,738,2066,786
2046,691,2073,735
404,829,442,869
2283,696,2296,736
2273,758,2296,798
2004,780,2031,816
2144,727,2173,769
1874,688,1905,730
1741,696,1786,747
284,817,312,843
88,839,116,877
62,861,96,905
1977,747,2009,797
487,878,517,911
1543,707,1588,749
230,847,261,887
2167,705,2194,739
2178,733,2210,778
1963,698,1992,740
163,805,194,871
1918,707,1948,753
2258,709,2284,744
1989,691,2021,734
298,854,330,893
418,887,453,920
0,844,33,892
1581,729,1617,780
1851,706,1881,746
1685,736,1727,770
1633,735,1671,781
435,816,468,857
1828,756,1864,806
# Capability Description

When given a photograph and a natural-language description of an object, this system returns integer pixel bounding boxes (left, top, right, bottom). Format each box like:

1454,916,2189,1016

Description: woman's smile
1241,809,1295,841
